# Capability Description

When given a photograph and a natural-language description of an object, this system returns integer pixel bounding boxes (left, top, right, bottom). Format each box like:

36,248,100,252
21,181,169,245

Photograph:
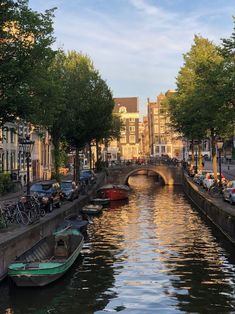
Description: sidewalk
0,189,24,202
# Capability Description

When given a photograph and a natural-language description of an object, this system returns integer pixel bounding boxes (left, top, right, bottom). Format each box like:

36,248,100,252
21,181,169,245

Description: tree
0,0,56,125
168,35,231,178
62,51,115,182
30,51,67,180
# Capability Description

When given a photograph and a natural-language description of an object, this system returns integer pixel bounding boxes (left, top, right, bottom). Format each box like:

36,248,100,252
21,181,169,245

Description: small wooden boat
97,184,130,201
91,198,110,205
56,214,89,234
8,228,84,287
81,204,103,215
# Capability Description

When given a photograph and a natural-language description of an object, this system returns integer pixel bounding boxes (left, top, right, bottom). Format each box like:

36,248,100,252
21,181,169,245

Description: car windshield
31,184,52,192
61,182,72,189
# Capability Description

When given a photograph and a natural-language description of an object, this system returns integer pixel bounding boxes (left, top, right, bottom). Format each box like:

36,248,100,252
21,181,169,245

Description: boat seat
54,234,70,258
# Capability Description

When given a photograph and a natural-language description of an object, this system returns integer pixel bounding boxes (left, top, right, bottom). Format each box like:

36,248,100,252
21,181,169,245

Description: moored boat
8,228,84,287
81,204,103,215
91,198,110,206
97,184,130,201
56,214,89,234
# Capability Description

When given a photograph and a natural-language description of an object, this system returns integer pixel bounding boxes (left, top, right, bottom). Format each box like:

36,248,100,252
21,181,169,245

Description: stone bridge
106,164,183,185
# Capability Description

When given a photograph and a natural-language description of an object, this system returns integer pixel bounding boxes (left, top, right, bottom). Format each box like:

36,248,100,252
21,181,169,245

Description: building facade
113,97,140,161
147,90,183,159
0,122,53,186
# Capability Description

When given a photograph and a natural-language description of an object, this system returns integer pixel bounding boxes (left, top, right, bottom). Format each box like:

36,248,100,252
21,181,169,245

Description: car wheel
48,202,53,212
229,196,234,205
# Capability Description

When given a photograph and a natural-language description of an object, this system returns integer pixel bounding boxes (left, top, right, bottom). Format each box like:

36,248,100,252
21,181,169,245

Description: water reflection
1,175,235,313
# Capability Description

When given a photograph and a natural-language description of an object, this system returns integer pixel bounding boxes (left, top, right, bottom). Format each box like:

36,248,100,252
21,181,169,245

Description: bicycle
19,195,45,224
1,201,30,225
208,181,225,198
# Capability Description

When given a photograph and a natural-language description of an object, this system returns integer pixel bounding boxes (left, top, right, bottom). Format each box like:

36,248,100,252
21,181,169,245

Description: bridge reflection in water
1,174,235,313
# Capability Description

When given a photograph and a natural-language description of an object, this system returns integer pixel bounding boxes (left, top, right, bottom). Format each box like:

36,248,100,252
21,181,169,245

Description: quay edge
0,172,106,282
183,173,235,245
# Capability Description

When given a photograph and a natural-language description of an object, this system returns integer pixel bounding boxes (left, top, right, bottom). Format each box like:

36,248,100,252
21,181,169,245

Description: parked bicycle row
186,167,235,203
0,174,97,228
0,194,45,227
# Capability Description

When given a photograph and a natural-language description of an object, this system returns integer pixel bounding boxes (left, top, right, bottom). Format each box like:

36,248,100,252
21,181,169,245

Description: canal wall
0,172,106,281
183,173,235,245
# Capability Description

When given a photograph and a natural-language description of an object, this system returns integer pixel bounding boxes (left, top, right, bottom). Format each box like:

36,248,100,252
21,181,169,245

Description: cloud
29,0,234,116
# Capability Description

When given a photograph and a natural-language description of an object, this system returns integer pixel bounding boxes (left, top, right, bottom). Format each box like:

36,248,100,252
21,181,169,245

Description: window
160,126,165,133
129,135,135,143
3,129,8,143
154,125,159,133
154,108,158,114
155,146,160,154
161,146,166,153
167,146,171,154
119,106,127,113
129,126,135,133
120,136,126,143
129,118,135,122
154,116,159,123
10,128,15,143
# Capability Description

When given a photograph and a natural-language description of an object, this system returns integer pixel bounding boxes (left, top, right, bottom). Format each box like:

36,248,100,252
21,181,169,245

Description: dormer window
119,106,127,113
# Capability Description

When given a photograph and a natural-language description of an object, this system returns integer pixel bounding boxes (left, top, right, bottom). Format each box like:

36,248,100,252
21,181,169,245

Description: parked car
202,172,226,190
30,180,61,212
61,180,79,201
193,170,210,185
79,169,97,185
202,172,215,190
222,180,235,205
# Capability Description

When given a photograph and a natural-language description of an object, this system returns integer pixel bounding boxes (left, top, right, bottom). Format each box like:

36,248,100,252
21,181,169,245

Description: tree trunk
52,135,60,181
198,142,202,171
191,140,194,165
211,130,217,180
96,140,99,164
75,147,80,184
89,144,92,169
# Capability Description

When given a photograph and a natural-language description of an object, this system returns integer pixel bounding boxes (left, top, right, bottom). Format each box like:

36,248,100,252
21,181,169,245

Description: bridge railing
108,158,181,168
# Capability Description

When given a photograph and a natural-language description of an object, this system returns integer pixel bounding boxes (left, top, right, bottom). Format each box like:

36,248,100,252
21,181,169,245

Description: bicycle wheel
16,211,30,225
209,186,221,198
27,209,37,223
40,207,46,217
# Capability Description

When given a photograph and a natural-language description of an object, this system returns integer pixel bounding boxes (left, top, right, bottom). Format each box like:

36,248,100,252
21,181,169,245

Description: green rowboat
91,198,110,205
8,228,84,287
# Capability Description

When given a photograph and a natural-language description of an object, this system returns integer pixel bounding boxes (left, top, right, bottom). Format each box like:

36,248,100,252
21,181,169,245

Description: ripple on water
1,175,235,314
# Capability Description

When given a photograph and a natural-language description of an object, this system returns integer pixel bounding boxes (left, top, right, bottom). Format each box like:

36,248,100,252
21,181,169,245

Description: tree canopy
0,0,56,125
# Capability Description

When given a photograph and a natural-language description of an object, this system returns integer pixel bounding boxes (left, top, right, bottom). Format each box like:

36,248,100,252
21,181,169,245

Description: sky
28,0,234,118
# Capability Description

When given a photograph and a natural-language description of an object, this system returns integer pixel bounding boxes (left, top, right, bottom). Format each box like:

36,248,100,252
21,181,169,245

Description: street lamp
19,135,34,196
217,139,223,187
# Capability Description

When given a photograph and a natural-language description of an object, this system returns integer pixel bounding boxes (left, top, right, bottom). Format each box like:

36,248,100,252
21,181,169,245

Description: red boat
97,184,130,201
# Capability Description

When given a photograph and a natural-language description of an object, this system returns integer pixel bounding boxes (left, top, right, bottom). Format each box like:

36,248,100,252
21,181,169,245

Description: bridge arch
107,165,182,186
123,167,167,185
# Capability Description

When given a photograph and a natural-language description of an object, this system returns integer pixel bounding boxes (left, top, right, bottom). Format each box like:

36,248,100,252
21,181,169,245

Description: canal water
1,175,235,314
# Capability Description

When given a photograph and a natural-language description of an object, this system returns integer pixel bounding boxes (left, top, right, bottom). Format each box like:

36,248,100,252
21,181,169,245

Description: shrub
0,173,15,195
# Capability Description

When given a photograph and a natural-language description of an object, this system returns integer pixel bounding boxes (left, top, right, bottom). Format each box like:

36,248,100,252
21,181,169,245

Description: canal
1,174,235,313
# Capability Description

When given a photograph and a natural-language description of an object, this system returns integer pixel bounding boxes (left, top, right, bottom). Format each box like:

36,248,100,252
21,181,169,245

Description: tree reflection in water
1,175,235,313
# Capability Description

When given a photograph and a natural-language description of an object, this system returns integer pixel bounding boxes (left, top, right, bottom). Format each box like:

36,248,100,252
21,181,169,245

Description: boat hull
98,185,129,201
91,198,110,205
81,204,103,215
8,230,84,287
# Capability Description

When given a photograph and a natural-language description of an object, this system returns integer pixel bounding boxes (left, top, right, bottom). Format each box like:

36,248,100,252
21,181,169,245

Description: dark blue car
79,170,97,185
